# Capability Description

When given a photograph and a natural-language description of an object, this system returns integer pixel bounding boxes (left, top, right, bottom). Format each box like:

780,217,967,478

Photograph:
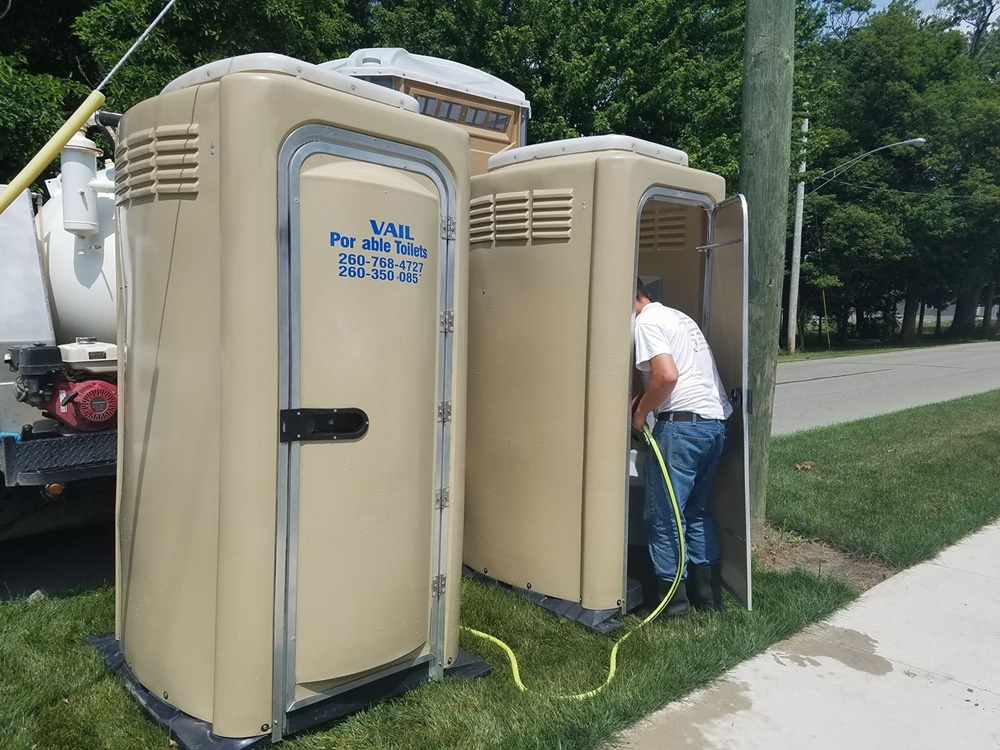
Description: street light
808,137,927,195
786,136,927,354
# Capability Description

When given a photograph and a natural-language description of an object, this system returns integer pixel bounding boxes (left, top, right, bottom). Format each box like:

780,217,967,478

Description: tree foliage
792,0,1000,341
0,0,996,340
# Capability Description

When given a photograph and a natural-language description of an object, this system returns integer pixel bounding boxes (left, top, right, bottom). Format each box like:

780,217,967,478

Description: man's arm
632,353,679,430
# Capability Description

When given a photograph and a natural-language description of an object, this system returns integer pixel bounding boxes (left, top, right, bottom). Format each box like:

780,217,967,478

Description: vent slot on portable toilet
469,195,495,246
470,188,574,246
530,188,573,240
494,191,530,241
638,203,688,253
116,124,200,204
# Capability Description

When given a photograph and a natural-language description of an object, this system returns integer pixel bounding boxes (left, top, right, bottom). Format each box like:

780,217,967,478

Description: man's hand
632,408,648,432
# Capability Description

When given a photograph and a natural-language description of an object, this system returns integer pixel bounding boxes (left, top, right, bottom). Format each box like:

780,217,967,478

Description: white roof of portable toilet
161,53,419,112
321,48,531,112
487,134,689,170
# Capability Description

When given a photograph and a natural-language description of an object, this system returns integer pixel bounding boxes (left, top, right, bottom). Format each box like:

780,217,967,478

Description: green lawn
0,571,853,750
768,389,1000,567
6,391,1000,749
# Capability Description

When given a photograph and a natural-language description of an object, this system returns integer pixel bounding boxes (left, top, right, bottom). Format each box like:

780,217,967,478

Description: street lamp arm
810,137,926,187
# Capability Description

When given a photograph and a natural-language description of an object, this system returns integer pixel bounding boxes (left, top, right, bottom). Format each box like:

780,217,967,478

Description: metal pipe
787,112,809,354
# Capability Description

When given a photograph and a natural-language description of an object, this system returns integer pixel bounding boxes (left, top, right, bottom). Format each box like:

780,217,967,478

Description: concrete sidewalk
617,521,1000,750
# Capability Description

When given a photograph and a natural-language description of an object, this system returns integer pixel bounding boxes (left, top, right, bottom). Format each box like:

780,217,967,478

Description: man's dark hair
636,277,649,302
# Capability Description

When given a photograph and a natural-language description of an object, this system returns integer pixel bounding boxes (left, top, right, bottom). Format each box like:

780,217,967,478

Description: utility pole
787,109,809,354
740,0,796,530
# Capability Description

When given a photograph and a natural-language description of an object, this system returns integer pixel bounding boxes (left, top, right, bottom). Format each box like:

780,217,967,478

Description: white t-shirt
633,302,733,420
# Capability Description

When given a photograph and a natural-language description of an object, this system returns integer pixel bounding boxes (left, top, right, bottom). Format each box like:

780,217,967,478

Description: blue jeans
643,417,727,582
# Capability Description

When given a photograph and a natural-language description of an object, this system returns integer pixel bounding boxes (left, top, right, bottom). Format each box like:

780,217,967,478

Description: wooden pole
740,0,796,531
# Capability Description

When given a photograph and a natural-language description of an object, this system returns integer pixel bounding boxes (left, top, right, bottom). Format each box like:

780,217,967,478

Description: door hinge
441,215,456,240
439,311,454,333
437,401,452,422
435,488,450,509
431,574,446,598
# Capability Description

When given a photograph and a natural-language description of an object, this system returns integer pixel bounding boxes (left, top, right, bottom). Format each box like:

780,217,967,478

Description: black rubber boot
687,563,724,613
655,578,691,619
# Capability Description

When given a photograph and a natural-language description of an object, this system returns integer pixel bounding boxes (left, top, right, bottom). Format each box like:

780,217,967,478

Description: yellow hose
462,424,686,700
0,90,106,215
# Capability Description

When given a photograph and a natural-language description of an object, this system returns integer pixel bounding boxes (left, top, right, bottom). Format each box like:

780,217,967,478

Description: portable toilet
462,135,750,632
322,48,531,175
101,54,480,747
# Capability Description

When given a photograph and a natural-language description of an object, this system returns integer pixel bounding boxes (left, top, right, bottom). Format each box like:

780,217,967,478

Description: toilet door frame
625,187,751,612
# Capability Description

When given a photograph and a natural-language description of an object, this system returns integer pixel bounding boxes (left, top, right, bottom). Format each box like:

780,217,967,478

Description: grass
0,571,853,749
6,391,1000,748
777,331,996,362
768,389,1000,568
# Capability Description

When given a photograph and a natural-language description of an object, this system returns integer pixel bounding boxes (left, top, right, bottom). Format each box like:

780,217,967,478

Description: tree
937,0,999,58
73,0,364,111
0,0,367,184
0,55,84,186
366,0,747,183
789,2,1000,343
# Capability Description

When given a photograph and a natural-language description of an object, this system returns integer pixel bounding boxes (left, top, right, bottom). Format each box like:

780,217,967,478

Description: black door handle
279,408,369,443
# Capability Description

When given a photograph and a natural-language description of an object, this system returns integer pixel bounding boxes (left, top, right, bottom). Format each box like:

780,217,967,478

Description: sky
873,0,942,13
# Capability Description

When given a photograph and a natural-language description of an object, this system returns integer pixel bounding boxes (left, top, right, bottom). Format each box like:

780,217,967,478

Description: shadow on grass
0,522,115,601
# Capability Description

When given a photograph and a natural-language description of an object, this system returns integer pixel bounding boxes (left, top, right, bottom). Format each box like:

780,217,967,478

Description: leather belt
656,411,698,422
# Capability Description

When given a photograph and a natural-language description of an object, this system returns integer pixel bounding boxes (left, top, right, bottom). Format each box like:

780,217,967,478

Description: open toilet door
703,194,751,608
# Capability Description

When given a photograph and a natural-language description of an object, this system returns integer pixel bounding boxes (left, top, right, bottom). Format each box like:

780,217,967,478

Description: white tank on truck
38,129,118,345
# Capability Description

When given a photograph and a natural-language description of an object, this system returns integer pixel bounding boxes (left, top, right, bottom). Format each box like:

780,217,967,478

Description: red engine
44,379,118,431
6,343,118,433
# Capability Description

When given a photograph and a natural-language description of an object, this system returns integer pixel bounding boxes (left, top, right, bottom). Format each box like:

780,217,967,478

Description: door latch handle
279,408,369,443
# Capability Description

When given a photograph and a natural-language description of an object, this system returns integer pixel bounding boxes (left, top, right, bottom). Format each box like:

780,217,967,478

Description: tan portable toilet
101,54,481,747
463,135,750,632
322,48,531,176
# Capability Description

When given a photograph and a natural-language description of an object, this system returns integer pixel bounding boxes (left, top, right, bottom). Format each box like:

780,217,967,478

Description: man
631,277,731,617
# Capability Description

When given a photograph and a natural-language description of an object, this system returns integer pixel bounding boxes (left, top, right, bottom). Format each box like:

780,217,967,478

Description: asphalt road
772,341,1000,435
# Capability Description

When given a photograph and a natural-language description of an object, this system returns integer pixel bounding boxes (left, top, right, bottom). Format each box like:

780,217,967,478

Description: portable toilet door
273,125,459,737
698,194,750,607
628,188,752,614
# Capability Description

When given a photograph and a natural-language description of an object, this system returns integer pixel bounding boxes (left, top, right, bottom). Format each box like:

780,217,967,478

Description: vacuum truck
0,116,121,540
